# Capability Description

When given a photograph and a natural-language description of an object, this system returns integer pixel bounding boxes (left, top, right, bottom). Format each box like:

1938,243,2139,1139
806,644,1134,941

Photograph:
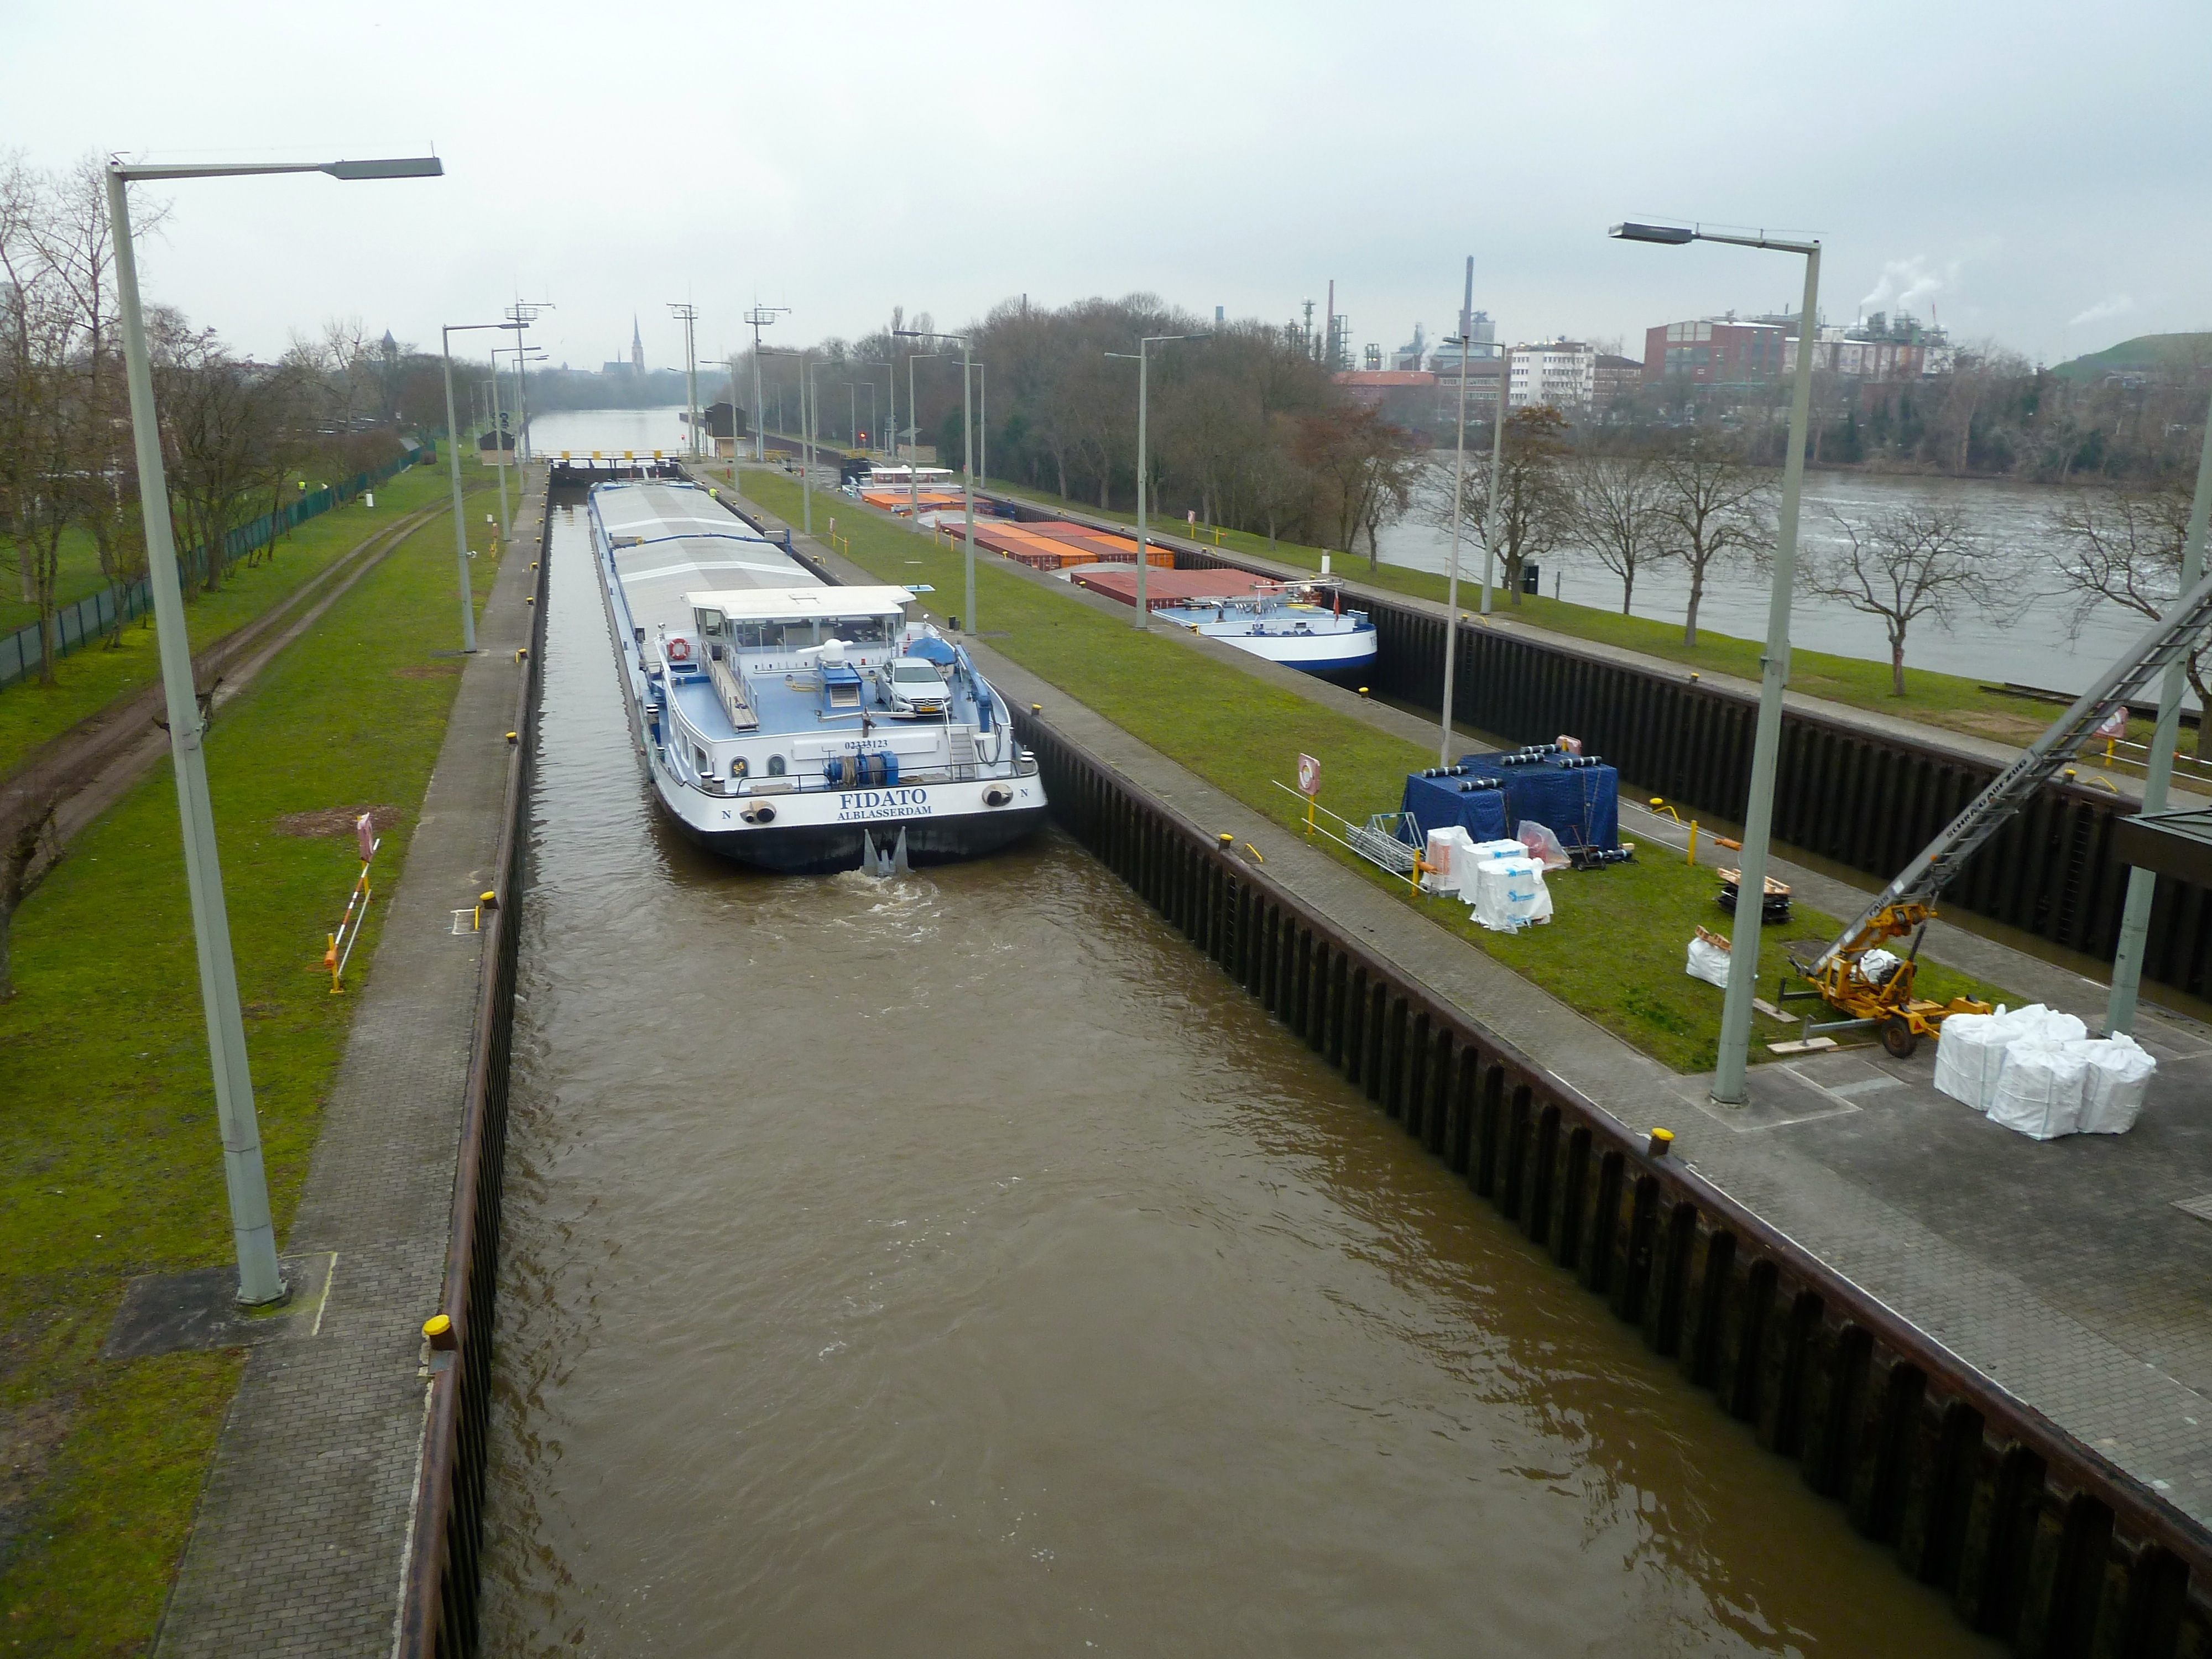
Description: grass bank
0,463,494,778
739,467,2008,1073
0,507,502,1654
980,477,2158,763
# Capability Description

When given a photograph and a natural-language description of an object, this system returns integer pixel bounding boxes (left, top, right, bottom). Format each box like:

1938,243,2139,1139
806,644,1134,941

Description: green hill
2051,331,2212,383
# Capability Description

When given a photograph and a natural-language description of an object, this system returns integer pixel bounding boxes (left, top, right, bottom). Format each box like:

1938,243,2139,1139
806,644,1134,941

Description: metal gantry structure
743,303,790,461
669,302,701,458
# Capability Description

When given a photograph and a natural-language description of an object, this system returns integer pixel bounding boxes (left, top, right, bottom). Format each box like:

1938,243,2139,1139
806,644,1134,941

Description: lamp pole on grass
440,320,523,654
1611,219,1821,1108
486,354,510,539
905,351,945,519
106,151,443,1306
896,330,977,634
2106,390,2212,1033
1105,333,1209,629
504,300,550,461
1437,257,1478,767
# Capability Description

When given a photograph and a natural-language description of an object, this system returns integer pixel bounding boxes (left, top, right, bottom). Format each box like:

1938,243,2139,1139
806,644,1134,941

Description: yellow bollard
1305,796,1316,836
1687,822,1699,864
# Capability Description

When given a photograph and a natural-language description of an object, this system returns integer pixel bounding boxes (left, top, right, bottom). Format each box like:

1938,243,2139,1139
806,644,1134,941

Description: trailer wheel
1881,1016,1918,1059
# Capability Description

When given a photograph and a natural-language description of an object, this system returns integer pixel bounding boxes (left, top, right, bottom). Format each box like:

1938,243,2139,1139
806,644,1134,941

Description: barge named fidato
588,478,1046,873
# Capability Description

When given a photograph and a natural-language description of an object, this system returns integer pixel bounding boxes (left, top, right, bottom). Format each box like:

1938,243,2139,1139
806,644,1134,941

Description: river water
474,498,1992,1656
1379,467,2154,700
529,406,2145,699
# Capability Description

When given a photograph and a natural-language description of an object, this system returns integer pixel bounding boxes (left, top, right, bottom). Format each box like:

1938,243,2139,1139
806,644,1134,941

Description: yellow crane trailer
1783,551,2212,1057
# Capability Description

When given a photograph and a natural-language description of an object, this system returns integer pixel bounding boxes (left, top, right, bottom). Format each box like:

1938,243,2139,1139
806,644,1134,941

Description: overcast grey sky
10,0,2207,376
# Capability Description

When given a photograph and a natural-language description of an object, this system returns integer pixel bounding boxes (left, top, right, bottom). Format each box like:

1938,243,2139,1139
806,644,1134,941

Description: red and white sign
1296,753,1322,797
2094,707,2129,740
355,812,377,864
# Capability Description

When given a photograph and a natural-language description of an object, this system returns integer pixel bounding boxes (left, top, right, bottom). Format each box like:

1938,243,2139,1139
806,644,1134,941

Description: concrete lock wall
1014,704,2212,1659
1167,546,2212,1002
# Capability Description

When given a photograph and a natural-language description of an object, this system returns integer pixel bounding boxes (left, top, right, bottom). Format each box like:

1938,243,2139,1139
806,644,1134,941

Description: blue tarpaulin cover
1455,752,1621,851
1398,773,1509,845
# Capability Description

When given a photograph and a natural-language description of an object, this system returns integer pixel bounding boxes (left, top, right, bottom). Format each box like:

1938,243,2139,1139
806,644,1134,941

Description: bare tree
154,321,290,594
1428,406,1576,604
1801,505,2022,695
1650,436,1775,645
1295,402,1421,568
0,154,81,681
1571,451,1673,614
2047,482,2210,752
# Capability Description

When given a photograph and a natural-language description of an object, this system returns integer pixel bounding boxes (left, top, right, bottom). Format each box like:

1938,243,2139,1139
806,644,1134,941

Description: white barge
588,478,1046,874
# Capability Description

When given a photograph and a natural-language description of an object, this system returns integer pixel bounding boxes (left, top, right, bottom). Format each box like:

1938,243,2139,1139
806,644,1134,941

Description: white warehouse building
1507,340,1596,410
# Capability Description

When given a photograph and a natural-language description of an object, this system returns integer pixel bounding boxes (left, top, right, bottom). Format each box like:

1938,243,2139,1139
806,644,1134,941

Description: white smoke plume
1859,255,1955,320
2067,294,2134,328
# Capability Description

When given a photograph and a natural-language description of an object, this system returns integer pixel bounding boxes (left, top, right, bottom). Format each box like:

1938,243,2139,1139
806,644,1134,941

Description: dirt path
1,483,503,887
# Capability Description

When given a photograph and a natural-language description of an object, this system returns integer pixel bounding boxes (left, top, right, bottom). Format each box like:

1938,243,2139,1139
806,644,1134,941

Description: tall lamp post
1436,255,1479,766
504,300,550,461
1612,219,1821,1108
440,320,522,653
2107,391,2212,1032
905,350,945,519
1105,332,1209,629
492,345,546,533
896,329,977,633
106,151,443,1306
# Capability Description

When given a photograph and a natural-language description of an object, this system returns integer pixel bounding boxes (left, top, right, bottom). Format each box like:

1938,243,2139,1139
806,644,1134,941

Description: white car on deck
879,655,951,717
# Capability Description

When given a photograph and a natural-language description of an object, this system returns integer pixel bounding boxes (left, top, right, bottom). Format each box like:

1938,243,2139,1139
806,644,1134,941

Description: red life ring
667,636,692,662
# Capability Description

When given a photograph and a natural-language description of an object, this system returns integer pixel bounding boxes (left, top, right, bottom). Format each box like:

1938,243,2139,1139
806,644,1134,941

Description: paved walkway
152,471,545,1658
739,472,2212,1533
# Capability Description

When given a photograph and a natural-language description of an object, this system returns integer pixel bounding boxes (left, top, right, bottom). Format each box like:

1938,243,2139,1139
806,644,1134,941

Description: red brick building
1641,318,1788,386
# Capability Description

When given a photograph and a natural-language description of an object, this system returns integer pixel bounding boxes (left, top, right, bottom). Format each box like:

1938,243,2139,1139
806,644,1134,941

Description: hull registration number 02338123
834,787,933,823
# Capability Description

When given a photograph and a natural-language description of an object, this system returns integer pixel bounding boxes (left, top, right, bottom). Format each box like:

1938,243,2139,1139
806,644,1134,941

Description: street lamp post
1612,220,1821,1107
905,351,945,519
973,361,989,486
1106,333,1209,628
486,353,510,538
896,330,978,633
105,151,442,1306
1437,258,1479,766
440,321,523,654
504,301,550,461
2107,390,2212,1032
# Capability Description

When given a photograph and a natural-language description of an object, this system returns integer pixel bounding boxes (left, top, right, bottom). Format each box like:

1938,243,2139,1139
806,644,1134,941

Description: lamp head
1610,221,1695,245
324,157,444,181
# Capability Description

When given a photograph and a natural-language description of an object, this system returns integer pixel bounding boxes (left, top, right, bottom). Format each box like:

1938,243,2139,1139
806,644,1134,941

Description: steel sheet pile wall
397,496,550,1658
1016,705,2212,1658
1168,546,2210,998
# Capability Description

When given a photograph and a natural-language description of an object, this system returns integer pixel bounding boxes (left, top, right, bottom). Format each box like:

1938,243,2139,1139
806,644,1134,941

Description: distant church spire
632,315,644,375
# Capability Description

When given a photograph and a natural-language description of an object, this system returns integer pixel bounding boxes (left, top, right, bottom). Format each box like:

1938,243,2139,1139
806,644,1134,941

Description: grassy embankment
0,508,503,1655
740,467,2009,1074
981,477,2168,764
1,463,489,777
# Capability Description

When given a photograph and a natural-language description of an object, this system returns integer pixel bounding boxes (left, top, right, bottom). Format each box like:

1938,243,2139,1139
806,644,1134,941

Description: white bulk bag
1685,928,1731,989
2072,1034,2156,1135
1470,855,1553,932
1933,1010,2004,1109
1987,1040,2089,1140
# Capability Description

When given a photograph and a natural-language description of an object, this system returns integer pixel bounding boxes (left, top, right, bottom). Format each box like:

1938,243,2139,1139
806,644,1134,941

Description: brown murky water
478,503,1993,1656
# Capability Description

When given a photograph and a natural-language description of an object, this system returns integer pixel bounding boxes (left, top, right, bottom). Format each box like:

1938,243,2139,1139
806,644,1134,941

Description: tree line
758,293,2208,711
1,154,448,685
